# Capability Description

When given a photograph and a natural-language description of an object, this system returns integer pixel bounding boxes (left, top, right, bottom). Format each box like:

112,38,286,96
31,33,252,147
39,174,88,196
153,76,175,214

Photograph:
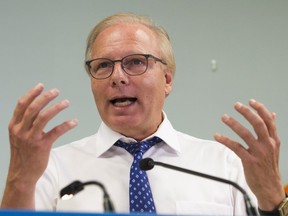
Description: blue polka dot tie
115,136,162,213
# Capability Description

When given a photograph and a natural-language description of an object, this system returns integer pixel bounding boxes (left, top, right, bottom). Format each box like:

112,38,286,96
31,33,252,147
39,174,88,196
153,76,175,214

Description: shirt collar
95,111,181,157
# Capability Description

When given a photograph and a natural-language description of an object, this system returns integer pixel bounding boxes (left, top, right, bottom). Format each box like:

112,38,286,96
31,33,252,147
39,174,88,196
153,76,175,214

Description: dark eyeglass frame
85,54,167,80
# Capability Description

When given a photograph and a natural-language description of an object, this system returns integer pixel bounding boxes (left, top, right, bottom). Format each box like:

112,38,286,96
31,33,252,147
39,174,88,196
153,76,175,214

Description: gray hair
85,12,176,76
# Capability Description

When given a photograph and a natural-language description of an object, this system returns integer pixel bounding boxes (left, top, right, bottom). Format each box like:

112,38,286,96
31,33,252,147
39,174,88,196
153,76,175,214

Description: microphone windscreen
139,158,154,170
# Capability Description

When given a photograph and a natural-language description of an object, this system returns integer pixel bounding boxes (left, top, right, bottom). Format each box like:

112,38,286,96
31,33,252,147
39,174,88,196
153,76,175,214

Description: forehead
91,23,159,58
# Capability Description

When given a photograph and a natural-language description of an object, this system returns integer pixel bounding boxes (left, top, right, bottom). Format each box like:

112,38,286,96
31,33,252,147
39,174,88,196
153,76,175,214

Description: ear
164,69,173,97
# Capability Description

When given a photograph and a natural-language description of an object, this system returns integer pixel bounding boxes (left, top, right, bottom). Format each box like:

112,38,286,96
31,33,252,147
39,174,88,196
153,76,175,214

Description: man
1,13,286,215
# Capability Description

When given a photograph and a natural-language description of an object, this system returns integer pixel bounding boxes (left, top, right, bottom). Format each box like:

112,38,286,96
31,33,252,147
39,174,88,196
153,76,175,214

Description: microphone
60,180,115,212
140,158,258,216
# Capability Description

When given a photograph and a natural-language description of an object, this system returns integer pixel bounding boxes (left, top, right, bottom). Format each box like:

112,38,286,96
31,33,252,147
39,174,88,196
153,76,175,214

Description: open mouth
110,97,137,107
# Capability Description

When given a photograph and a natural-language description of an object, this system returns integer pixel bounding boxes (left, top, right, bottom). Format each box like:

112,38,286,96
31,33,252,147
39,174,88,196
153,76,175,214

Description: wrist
259,193,288,216
258,186,287,211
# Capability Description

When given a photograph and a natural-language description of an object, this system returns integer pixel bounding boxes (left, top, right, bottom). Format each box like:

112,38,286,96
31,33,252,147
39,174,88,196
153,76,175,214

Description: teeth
114,100,133,107
112,98,136,107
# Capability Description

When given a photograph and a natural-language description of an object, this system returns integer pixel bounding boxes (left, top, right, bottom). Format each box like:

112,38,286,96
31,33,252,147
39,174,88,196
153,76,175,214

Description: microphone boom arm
60,180,115,212
141,158,258,216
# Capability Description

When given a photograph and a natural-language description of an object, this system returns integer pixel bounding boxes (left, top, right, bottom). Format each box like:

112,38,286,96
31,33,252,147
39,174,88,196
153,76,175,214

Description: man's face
90,23,173,141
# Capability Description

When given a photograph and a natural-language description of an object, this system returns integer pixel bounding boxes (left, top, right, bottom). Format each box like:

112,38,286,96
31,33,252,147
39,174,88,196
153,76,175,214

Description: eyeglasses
85,54,167,80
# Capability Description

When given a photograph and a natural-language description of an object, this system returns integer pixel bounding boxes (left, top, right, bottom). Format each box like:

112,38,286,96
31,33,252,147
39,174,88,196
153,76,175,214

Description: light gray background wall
0,0,287,202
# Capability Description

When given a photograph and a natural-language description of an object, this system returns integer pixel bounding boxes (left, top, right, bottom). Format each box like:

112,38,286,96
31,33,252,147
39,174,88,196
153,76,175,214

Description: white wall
0,0,287,201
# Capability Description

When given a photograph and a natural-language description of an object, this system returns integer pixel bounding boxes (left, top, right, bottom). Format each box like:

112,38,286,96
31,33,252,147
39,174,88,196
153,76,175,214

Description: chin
106,117,144,133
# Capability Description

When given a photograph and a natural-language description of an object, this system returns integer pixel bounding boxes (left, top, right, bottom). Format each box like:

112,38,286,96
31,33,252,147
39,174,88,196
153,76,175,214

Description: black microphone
140,158,258,216
60,180,115,212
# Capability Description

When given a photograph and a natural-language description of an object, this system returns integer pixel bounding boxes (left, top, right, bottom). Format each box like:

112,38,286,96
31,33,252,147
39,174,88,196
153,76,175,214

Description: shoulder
175,130,241,172
176,130,228,152
51,133,98,157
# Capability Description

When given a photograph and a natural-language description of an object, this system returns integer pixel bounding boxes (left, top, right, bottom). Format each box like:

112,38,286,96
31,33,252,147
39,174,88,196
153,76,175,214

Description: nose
110,62,129,86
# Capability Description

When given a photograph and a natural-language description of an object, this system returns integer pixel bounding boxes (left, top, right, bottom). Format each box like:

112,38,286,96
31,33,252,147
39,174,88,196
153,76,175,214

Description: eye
98,61,111,69
124,56,147,68
131,58,144,65
91,60,113,73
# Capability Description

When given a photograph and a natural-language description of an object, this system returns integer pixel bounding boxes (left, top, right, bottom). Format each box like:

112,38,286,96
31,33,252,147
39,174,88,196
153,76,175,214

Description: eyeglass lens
89,54,148,79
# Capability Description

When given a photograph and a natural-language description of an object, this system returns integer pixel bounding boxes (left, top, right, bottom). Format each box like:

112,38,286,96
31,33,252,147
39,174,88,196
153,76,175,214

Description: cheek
91,80,103,104
142,75,167,103
91,80,97,97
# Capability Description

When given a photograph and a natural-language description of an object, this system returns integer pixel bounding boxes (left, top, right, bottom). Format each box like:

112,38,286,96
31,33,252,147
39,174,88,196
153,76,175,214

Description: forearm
1,181,36,209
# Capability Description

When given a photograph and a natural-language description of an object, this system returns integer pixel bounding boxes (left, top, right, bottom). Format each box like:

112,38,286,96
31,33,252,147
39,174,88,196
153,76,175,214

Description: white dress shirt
36,112,257,215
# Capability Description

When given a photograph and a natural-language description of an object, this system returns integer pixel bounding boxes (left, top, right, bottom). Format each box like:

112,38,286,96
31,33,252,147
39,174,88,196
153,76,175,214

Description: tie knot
115,136,162,156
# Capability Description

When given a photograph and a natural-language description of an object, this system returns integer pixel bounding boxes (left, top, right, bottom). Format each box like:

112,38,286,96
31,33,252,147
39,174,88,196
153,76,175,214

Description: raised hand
1,83,78,209
214,99,285,211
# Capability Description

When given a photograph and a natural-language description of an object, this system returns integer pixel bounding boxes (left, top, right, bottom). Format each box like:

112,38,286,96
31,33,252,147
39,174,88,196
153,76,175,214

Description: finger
31,99,71,138
249,99,280,144
271,112,281,145
221,114,256,147
21,88,60,131
214,133,249,160
234,102,270,141
44,119,78,145
11,83,45,125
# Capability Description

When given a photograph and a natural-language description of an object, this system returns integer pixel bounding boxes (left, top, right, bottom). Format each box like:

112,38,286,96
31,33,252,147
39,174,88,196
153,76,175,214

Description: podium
0,210,89,216
0,211,140,216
